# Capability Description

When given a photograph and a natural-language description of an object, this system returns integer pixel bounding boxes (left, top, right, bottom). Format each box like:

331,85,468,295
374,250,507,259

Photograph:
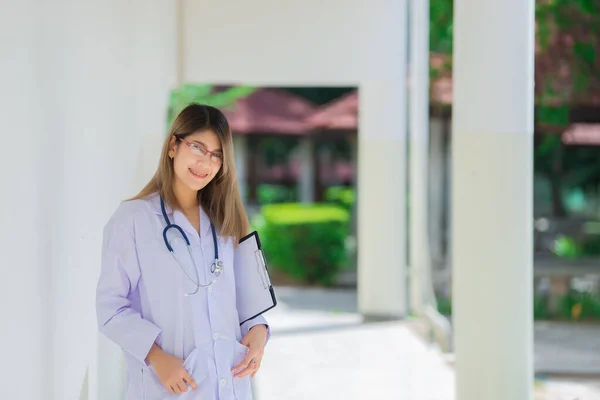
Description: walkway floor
252,286,600,400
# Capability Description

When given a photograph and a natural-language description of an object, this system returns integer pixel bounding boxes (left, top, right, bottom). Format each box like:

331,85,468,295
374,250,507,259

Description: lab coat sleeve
240,315,271,346
96,212,162,365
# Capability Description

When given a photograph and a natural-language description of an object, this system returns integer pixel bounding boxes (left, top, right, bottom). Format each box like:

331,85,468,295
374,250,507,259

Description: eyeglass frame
175,135,224,164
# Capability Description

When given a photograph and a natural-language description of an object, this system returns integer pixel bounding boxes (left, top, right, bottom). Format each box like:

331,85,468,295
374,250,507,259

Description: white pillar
0,2,177,400
298,137,315,203
233,135,249,204
452,0,534,399
358,79,408,318
132,0,179,192
408,0,433,314
96,2,177,399
428,118,446,288
0,3,49,399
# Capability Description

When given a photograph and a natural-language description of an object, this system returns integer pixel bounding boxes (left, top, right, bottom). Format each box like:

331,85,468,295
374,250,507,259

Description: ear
168,136,178,158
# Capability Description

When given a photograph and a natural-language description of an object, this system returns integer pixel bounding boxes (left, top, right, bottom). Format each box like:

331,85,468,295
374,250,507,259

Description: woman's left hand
231,325,268,378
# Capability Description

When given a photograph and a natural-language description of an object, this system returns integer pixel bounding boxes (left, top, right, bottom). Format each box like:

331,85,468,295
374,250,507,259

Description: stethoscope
160,197,224,295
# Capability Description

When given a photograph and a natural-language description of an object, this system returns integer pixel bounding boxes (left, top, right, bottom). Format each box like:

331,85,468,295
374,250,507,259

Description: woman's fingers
232,348,264,374
182,370,197,390
231,353,253,374
174,380,187,394
251,361,261,378
234,357,261,378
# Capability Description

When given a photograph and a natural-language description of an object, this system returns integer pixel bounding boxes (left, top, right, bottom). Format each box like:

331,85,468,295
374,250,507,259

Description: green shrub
324,186,355,210
581,235,600,256
553,233,600,258
559,289,600,321
258,203,350,286
436,297,452,317
534,295,550,320
553,235,582,258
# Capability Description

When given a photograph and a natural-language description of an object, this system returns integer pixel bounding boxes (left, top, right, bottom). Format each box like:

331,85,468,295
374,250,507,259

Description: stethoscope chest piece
160,196,223,295
211,259,224,275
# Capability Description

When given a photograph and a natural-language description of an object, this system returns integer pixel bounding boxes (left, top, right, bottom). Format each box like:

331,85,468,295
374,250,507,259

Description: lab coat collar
148,192,212,237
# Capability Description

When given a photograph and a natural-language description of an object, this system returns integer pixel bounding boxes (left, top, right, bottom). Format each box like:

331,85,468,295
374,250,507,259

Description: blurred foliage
257,184,297,204
535,133,600,216
261,137,298,166
553,234,600,258
257,203,350,286
430,0,454,55
324,186,356,211
430,0,600,124
442,290,600,321
559,289,600,321
432,1,600,217
536,0,600,99
436,297,452,317
534,295,551,320
321,138,354,160
583,235,600,255
554,235,582,258
167,84,256,130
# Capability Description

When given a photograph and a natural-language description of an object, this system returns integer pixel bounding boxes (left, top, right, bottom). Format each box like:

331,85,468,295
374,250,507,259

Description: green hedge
324,186,355,210
256,203,350,286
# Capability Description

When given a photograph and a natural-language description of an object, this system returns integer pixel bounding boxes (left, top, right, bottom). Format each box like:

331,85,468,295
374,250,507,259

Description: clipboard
234,231,277,325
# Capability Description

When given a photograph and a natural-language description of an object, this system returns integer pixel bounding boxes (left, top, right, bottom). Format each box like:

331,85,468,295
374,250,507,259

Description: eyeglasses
176,137,223,164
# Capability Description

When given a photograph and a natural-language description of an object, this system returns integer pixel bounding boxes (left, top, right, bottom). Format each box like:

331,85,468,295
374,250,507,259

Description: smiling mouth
189,168,208,179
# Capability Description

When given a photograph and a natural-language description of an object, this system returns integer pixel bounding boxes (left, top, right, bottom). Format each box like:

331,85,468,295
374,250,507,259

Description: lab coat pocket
180,348,211,399
141,363,169,400
233,341,250,359
141,349,209,400
232,342,253,400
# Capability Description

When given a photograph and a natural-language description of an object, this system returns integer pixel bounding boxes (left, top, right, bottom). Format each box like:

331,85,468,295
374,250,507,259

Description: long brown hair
129,103,249,242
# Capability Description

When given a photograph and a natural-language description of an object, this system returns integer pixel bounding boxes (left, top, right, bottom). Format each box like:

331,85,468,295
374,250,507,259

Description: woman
96,104,269,400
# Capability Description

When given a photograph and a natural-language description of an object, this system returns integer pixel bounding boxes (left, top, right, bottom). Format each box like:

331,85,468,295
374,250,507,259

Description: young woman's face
170,129,223,192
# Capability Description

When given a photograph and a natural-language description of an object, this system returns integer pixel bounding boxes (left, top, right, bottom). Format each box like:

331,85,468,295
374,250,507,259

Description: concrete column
428,118,446,289
233,135,249,204
298,137,315,203
452,0,534,399
0,1,177,399
97,2,178,399
0,3,48,400
349,134,359,236
358,79,408,318
408,0,433,314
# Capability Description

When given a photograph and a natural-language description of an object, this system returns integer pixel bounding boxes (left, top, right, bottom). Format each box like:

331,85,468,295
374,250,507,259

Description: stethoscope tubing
160,196,222,295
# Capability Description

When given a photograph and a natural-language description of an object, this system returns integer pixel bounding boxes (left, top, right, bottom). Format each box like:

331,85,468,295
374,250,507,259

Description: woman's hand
231,325,268,378
146,344,197,394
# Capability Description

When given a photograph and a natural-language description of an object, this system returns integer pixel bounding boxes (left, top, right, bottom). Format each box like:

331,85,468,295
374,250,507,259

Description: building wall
181,0,404,85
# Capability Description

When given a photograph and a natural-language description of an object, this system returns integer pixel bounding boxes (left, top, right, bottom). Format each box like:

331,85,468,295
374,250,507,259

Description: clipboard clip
254,249,271,289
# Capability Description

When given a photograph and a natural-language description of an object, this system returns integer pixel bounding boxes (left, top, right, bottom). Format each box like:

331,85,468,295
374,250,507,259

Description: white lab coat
96,192,269,399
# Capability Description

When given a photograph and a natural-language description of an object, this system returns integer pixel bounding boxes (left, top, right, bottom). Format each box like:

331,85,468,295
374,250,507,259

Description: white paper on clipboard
234,231,277,325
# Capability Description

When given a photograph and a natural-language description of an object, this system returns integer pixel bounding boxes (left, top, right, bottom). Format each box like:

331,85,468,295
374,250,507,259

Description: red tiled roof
306,91,359,130
221,88,317,135
306,53,454,131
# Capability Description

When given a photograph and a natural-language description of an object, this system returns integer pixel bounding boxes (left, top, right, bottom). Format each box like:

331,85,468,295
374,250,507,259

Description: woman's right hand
146,344,197,394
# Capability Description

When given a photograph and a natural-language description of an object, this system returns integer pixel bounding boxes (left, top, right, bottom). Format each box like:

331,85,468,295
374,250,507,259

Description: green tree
430,0,600,120
431,0,600,217
167,84,257,129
